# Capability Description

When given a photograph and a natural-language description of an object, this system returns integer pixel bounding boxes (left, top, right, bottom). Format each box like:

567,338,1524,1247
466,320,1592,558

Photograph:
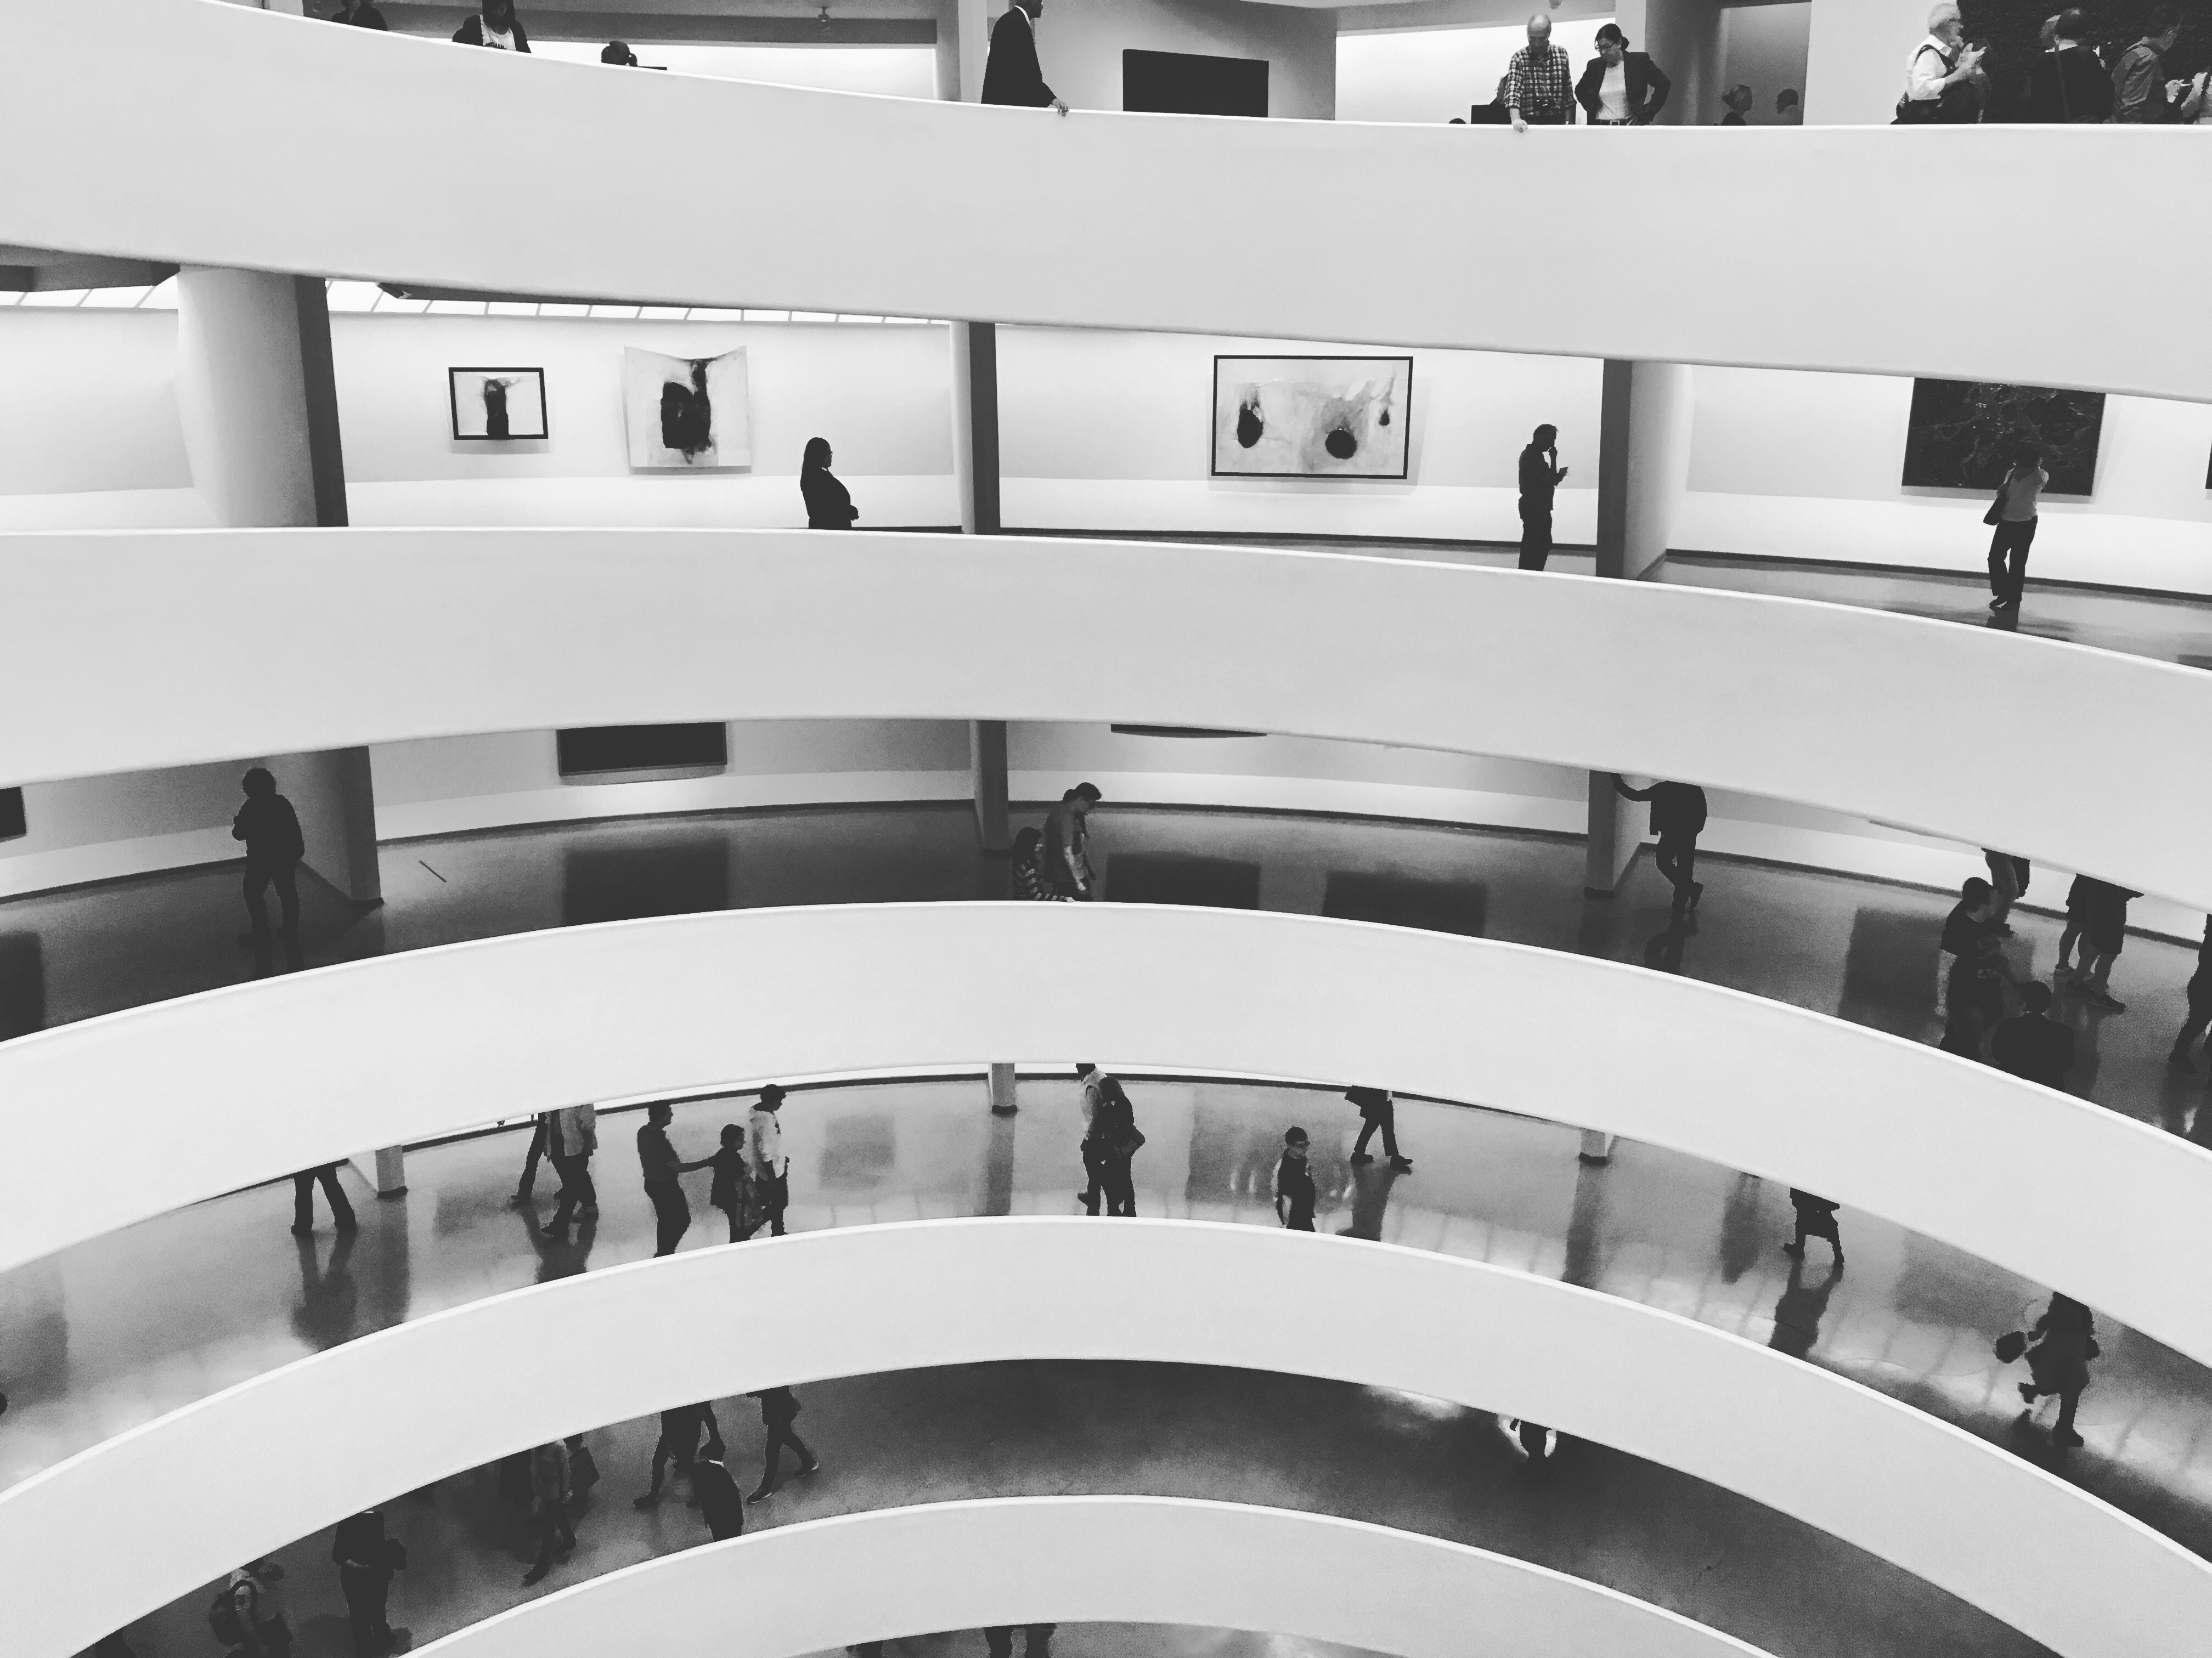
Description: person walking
700,1123,756,1242
1991,982,2074,1089
510,1110,555,1209
981,0,1068,113
1781,1190,1844,1270
1345,1086,1413,1172
1012,827,1062,901
1042,784,1103,899
637,1102,693,1257
635,1401,726,1508
2167,920,2212,1068
691,1451,748,1541
1505,12,1576,131
331,1509,405,1658
2024,9,2113,122
1074,1062,1114,1213
1614,777,1707,911
1576,24,1671,126
1895,4,1983,123
548,1102,600,1230
749,1085,791,1237
291,1163,358,1237
800,438,859,529
1515,425,1567,571
521,1439,574,1586
1089,1078,1145,1217
1274,1128,1317,1231
1984,446,2047,613
2016,1293,2099,1448
2112,5,2183,122
747,1386,821,1501
232,767,306,945
2057,876,2137,1011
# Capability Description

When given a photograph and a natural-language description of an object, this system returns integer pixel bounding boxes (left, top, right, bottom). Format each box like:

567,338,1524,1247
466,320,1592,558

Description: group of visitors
1012,783,1104,901
1901,5,2208,125
1936,864,2138,1069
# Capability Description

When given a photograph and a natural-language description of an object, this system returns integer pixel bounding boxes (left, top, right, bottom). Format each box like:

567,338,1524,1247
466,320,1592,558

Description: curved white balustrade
4,529,2207,908
408,1497,1775,1658
4,904,2210,1368
3,1223,2204,1658
2,2,2206,396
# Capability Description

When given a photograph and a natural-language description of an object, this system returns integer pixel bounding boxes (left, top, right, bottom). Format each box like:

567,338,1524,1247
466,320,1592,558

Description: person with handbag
748,1085,791,1236
1895,5,1983,124
1074,1062,1115,1213
331,1509,406,1658
1780,1190,1844,1270
1089,1078,1145,1217
2008,1293,2100,1449
1984,445,2047,613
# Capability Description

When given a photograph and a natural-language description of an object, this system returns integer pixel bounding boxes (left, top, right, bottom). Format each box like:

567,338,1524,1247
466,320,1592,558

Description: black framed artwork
0,787,23,842
449,367,549,441
1211,355,1413,479
1900,380,2104,496
556,723,728,779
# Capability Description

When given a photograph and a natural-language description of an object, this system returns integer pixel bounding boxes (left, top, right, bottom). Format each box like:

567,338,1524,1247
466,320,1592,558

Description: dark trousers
294,1164,357,1232
758,1170,788,1237
1352,1107,1400,1162
1790,1213,1842,1258
244,857,301,936
1517,508,1553,571
550,1154,595,1226
338,1566,393,1657
530,1503,574,1574
761,1423,815,1487
1283,1209,1315,1232
1100,1160,1136,1217
1988,518,2038,604
1079,1139,1107,1214
2174,988,2212,1056
647,1182,691,1256
515,1118,548,1201
1655,835,1698,904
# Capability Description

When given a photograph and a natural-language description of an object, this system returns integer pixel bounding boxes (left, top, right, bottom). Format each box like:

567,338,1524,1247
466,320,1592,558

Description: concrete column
987,1062,1019,1115
950,320,1002,535
263,744,382,905
934,0,991,102
1585,359,1695,896
1615,0,1723,125
1577,1129,1617,1164
970,718,1011,852
349,1146,407,1197
176,268,348,528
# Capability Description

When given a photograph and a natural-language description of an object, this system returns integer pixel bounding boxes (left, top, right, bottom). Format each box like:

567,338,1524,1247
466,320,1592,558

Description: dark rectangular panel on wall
556,724,728,778
1123,49,1268,117
1900,380,2105,496
0,788,22,841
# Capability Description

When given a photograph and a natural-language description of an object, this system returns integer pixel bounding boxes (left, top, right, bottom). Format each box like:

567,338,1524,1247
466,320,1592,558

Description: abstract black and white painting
1212,355,1412,479
448,367,548,440
1901,380,2104,496
623,346,751,469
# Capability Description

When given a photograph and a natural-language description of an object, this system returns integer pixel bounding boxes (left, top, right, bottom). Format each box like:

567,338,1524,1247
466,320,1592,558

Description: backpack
207,1578,253,1646
1893,43,1955,123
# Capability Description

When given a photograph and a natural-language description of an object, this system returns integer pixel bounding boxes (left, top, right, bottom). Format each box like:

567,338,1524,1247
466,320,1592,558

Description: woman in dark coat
800,437,858,529
2018,1293,2098,1448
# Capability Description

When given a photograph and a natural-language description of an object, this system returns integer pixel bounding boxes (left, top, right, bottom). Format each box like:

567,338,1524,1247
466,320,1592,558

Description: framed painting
1900,380,2104,496
448,367,548,440
623,346,751,469
1211,355,1412,480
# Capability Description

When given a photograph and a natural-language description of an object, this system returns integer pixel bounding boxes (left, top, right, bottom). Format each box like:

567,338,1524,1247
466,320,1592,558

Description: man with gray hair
1506,13,1576,132
1898,4,1984,122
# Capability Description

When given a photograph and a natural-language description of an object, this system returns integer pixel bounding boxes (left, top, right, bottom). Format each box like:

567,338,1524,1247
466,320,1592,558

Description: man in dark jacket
747,1387,820,1502
1516,424,1567,570
453,0,531,50
2024,9,2113,122
981,0,1066,113
1575,24,1671,125
690,1453,747,1542
330,1,388,26
1615,777,1707,912
1991,982,2075,1089
233,767,306,942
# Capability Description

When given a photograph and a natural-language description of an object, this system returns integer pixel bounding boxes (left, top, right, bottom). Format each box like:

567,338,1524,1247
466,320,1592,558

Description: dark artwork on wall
448,367,548,440
0,787,22,841
622,346,751,469
556,723,729,778
1901,380,2105,496
1122,49,1268,117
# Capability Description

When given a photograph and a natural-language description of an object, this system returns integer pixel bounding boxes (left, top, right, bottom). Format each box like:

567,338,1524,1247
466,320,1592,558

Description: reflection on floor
6,1077,2208,1579
109,1359,2047,1658
5,805,2209,1156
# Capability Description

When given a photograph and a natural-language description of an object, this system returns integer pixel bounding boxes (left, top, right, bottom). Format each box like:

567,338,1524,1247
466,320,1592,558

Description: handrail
2,903,2208,1368
1,1,2205,395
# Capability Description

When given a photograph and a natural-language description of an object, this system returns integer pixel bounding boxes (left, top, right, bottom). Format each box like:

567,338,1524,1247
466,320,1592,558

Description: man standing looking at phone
1517,425,1568,571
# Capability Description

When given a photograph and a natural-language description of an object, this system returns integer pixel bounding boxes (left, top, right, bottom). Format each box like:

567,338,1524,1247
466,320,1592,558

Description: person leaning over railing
1576,24,1671,127
1505,12,1576,132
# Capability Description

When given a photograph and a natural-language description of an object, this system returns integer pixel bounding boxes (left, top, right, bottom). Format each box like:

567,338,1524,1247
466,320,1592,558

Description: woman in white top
747,1084,788,1237
1986,445,2047,614
1575,24,1672,127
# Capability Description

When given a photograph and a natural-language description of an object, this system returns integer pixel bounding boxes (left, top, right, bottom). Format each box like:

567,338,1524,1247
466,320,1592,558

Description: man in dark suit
1576,24,1671,125
1516,424,1567,571
981,0,1068,114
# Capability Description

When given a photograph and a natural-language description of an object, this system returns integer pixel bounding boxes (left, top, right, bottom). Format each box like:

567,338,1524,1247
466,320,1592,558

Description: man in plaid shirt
1506,13,1576,130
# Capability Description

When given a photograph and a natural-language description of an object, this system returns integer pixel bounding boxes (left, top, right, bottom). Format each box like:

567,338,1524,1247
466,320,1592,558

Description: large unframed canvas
1901,380,2104,496
1212,356,1412,479
623,346,751,469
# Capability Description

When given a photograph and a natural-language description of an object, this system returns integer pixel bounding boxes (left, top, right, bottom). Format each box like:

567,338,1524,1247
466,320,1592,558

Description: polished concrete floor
7,1071,2209,1621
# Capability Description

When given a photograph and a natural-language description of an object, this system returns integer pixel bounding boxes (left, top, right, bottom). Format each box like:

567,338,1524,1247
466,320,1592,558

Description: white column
176,269,320,527
986,1062,1019,1115
1616,0,1724,125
